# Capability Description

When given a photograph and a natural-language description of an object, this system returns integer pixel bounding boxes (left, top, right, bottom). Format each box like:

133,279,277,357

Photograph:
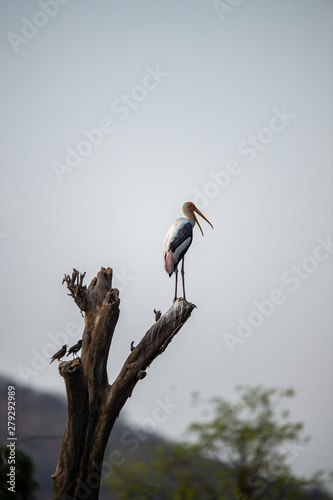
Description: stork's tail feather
164,250,178,276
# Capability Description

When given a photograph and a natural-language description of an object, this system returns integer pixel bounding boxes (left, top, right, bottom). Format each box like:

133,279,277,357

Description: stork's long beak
192,205,214,236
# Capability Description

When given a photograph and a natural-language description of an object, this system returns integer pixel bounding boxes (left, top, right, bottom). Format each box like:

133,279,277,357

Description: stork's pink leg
181,257,186,301
174,268,178,301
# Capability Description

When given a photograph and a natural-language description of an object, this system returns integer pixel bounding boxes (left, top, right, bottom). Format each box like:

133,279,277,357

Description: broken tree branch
62,268,88,312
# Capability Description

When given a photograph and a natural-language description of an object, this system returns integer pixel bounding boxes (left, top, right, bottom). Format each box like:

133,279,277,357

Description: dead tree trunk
52,267,195,500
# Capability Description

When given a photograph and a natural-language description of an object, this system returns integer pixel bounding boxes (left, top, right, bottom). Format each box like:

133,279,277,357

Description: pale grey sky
1,0,332,485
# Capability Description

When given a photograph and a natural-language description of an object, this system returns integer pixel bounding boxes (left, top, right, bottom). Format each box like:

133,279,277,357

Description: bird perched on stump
163,202,213,301
67,340,82,358
50,345,67,364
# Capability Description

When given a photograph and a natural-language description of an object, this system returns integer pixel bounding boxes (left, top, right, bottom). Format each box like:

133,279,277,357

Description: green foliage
106,386,331,500
107,442,229,500
0,445,38,500
187,386,312,498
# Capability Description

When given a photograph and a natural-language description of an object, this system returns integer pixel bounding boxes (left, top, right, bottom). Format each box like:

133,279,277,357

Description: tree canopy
106,386,331,499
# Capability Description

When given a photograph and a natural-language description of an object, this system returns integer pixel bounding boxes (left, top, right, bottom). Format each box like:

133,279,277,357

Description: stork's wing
163,219,193,276
169,220,192,253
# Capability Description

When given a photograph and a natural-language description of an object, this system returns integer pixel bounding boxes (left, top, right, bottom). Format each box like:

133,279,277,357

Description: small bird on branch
50,345,67,364
67,340,82,358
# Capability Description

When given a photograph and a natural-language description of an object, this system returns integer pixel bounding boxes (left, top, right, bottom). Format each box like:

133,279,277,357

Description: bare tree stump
52,267,195,499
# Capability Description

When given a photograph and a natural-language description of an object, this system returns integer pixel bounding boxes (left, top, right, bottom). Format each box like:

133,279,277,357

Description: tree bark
52,267,195,500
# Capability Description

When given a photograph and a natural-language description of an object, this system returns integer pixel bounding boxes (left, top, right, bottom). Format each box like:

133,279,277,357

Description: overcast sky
1,0,332,485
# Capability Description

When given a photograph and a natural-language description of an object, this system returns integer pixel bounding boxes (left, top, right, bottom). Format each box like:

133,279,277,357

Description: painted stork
163,202,213,301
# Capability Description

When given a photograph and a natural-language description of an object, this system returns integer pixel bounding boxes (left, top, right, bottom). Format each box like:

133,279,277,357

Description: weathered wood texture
52,267,195,500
